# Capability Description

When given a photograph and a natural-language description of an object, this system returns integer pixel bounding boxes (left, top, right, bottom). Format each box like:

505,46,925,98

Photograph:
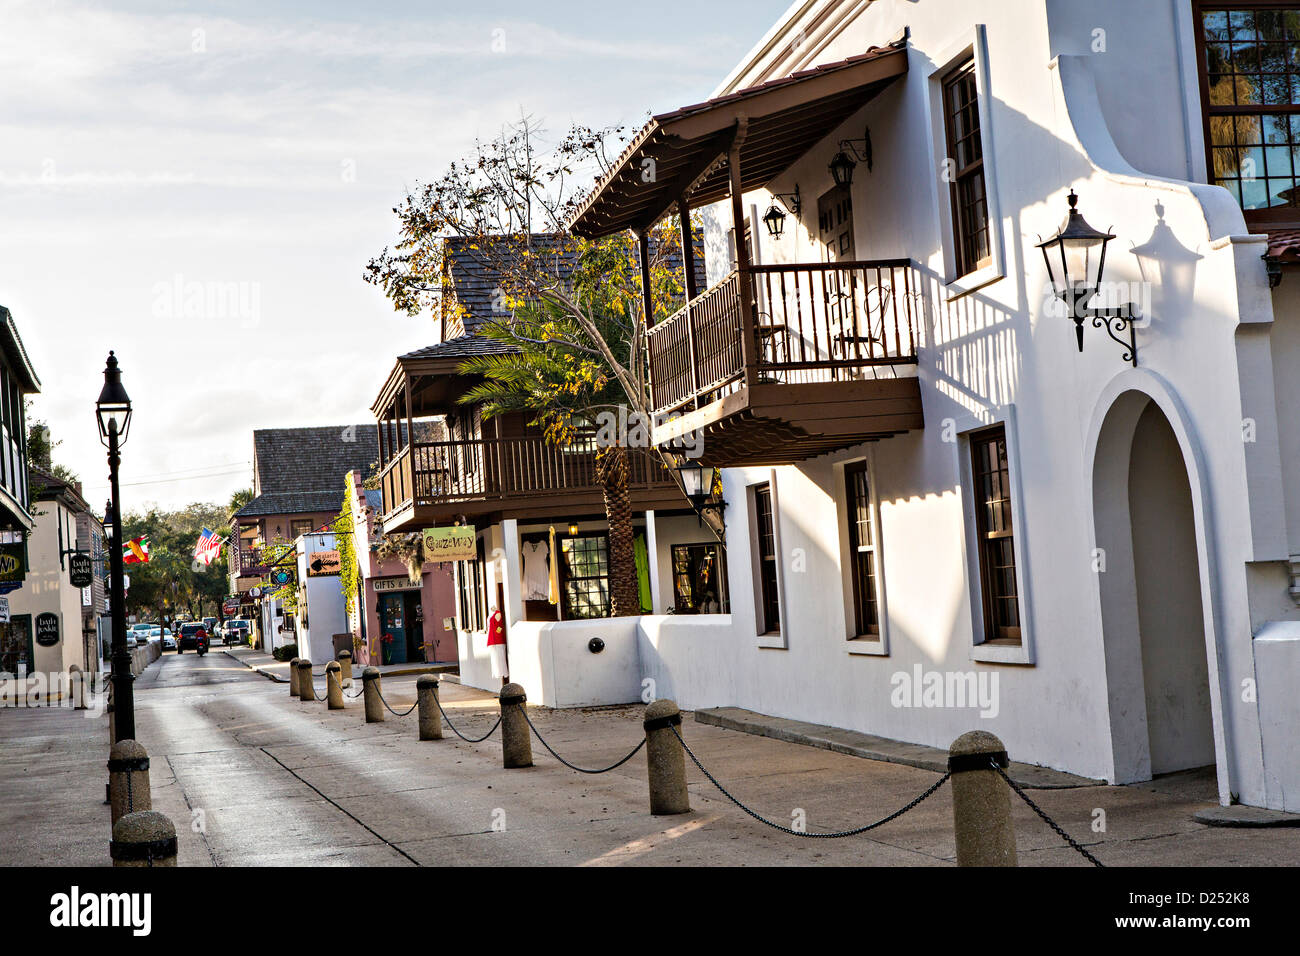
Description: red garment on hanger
487,608,505,646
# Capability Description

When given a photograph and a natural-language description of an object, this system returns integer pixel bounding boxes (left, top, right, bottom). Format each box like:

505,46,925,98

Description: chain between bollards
521,708,646,774
992,763,1104,867
431,693,501,742
671,724,950,837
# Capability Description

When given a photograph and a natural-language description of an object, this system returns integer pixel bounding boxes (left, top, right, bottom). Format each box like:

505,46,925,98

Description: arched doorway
1092,391,1216,782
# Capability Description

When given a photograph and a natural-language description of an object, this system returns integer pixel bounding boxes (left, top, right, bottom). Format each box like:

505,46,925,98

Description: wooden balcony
379,434,686,532
646,259,924,465
233,547,269,577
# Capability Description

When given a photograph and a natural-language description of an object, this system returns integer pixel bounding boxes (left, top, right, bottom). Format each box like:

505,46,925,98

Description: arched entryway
1092,390,1217,783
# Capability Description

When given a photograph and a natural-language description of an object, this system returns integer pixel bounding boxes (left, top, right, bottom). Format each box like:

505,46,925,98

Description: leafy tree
119,502,230,623
366,116,709,616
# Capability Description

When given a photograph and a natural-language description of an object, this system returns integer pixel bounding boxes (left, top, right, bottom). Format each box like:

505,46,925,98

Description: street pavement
2,650,1298,866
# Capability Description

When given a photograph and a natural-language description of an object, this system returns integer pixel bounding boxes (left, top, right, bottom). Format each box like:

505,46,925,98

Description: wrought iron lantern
762,202,787,238
829,128,872,187
676,459,725,527
1037,190,1139,365
95,351,133,446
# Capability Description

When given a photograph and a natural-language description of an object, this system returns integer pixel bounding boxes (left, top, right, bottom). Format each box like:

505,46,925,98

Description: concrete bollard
288,657,301,698
108,739,152,825
338,649,353,686
325,661,344,710
111,810,177,867
949,730,1017,867
362,667,383,723
297,659,314,703
69,664,86,710
499,683,532,768
417,675,442,740
644,699,690,815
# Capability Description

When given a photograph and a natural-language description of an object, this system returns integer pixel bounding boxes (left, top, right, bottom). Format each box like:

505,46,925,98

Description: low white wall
1254,622,1300,810
636,615,737,710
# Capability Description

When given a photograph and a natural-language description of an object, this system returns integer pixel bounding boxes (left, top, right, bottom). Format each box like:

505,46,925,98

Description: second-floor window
1197,4,1300,226
943,57,990,277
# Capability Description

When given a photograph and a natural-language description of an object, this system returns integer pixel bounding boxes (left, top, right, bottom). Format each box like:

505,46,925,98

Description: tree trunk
595,444,641,617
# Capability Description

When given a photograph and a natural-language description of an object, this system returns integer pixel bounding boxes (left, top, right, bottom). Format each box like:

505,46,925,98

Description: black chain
992,764,1104,867
672,725,950,838
375,686,418,717
521,709,646,774
432,694,501,743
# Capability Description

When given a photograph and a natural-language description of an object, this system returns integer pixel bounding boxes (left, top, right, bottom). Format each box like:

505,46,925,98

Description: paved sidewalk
224,645,455,683
3,651,1298,866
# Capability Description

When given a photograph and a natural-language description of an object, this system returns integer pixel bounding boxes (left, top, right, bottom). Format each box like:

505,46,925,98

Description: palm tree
458,293,647,616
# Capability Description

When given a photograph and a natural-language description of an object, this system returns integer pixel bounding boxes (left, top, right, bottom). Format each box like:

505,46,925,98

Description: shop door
378,593,407,665
402,591,424,663
1,615,33,676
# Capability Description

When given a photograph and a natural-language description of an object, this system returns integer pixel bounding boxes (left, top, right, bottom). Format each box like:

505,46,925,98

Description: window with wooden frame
844,461,880,638
1195,3,1300,228
753,484,781,634
457,538,486,631
559,533,610,619
290,519,313,539
942,57,991,277
970,426,1021,644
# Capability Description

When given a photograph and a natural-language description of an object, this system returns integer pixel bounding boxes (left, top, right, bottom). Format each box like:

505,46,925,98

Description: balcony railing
646,259,918,415
380,435,674,517
235,547,269,575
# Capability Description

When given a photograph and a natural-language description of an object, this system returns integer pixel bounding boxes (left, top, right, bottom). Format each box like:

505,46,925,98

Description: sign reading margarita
422,525,476,562
307,550,341,577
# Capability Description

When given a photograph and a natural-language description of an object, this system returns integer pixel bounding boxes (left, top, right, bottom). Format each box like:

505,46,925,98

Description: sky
1,0,792,513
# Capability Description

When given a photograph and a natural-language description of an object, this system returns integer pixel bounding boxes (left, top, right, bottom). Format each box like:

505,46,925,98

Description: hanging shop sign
269,567,294,587
307,550,341,577
35,612,60,647
69,553,94,588
0,596,9,623
0,542,26,585
422,525,476,562
374,576,421,593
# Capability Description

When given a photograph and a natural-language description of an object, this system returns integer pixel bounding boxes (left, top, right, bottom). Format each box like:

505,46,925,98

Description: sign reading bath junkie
422,525,476,562
374,576,421,593
307,550,341,577
35,612,59,647
69,553,93,588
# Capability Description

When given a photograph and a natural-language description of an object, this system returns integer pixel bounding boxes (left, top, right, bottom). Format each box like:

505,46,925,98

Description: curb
223,650,289,684
1194,805,1300,828
694,706,1104,790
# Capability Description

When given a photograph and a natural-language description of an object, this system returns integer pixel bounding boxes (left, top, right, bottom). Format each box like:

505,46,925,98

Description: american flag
193,528,224,566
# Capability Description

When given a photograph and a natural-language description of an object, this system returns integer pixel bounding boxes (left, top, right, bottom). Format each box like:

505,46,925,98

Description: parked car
162,633,177,651
203,617,218,636
224,619,251,646
176,622,208,653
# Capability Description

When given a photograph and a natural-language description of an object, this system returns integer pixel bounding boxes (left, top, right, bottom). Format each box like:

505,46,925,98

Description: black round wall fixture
587,637,606,654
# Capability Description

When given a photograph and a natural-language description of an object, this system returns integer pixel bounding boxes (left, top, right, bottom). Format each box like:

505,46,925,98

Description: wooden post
727,117,758,388
678,198,699,303
638,231,654,326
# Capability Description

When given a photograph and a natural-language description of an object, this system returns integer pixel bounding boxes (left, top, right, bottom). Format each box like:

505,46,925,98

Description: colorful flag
122,536,150,564
193,528,224,566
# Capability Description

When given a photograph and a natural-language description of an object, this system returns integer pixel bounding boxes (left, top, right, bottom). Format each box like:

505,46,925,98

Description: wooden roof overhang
568,44,909,239
371,353,490,420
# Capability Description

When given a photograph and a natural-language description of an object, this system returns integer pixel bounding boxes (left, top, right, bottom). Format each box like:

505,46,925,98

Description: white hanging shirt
522,541,550,600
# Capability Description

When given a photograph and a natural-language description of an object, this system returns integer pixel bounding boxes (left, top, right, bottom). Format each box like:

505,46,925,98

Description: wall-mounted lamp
567,523,579,536
829,128,872,187
1037,189,1139,366
762,185,801,238
676,460,726,527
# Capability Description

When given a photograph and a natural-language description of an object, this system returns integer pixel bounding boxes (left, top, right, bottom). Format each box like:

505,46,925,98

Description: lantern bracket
1091,307,1138,367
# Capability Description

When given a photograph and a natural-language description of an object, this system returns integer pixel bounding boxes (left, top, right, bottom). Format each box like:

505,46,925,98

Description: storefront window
672,543,728,614
560,534,610,619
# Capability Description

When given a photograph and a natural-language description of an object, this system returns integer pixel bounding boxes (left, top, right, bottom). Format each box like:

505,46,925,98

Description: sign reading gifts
422,525,476,562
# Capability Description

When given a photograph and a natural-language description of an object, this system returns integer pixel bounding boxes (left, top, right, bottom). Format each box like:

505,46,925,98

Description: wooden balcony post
727,117,758,388
678,198,699,303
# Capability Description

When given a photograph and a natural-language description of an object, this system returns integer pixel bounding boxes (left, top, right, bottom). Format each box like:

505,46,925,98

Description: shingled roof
236,425,380,520
442,232,705,332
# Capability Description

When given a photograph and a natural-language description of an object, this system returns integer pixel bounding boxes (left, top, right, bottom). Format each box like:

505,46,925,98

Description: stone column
297,659,314,702
288,657,301,698
111,810,177,867
499,683,532,768
108,739,152,825
325,661,344,710
949,730,1017,867
362,667,383,723
338,649,353,686
417,675,443,740
644,699,690,815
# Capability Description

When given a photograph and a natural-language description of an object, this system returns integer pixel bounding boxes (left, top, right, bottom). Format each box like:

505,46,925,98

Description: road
5,649,1300,866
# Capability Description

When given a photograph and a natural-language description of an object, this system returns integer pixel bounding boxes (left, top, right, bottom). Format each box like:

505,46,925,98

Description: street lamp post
97,352,134,742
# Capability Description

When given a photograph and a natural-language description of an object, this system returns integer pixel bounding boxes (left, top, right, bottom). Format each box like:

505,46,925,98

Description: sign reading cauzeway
422,525,476,562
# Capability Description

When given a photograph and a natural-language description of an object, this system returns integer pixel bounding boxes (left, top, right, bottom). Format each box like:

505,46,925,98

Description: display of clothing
487,608,508,678
522,540,551,600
